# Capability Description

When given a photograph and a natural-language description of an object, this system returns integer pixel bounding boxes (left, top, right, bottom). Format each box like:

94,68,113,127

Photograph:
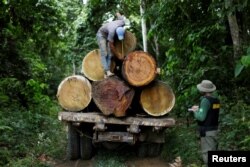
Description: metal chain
75,127,93,140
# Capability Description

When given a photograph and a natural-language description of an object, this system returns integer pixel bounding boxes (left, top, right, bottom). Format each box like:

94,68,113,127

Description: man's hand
189,105,199,112
156,68,161,74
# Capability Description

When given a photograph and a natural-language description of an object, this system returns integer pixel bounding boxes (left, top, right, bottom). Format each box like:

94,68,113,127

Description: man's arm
193,98,210,121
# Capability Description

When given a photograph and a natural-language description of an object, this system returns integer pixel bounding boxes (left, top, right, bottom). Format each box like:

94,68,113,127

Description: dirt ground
53,157,170,167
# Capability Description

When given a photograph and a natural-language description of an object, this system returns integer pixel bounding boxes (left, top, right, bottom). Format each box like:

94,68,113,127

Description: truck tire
80,126,94,160
136,143,163,157
147,143,163,157
136,143,148,158
66,123,80,160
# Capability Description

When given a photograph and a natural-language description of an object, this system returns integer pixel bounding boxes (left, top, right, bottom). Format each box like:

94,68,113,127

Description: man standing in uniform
96,12,125,78
190,80,220,166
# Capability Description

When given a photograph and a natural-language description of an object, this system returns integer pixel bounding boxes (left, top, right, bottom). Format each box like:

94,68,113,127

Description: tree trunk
81,49,115,81
122,51,157,87
140,81,175,116
140,0,147,52
92,77,135,117
226,0,242,59
153,35,160,62
57,75,92,112
149,19,160,63
228,14,241,59
114,31,137,60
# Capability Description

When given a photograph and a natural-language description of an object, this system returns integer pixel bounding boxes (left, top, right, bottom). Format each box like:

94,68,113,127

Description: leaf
234,62,244,77
0,126,13,131
200,55,206,62
241,55,250,67
247,47,250,54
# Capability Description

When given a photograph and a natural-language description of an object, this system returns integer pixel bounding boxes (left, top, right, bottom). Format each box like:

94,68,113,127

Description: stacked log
81,49,116,81
57,75,92,112
92,77,135,117
114,31,137,60
81,49,104,81
140,81,175,116
122,51,157,87
57,31,175,117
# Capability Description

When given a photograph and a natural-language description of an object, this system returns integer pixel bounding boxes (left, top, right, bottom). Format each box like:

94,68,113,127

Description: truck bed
58,111,175,127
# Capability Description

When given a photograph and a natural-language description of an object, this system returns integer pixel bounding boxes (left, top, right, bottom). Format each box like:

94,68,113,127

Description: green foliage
219,96,250,150
235,47,250,77
145,0,250,164
6,156,50,167
94,149,130,167
241,55,250,67
162,122,202,165
0,0,81,165
0,107,66,166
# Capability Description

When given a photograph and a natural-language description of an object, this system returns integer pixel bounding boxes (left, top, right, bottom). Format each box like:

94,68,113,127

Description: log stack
57,31,175,117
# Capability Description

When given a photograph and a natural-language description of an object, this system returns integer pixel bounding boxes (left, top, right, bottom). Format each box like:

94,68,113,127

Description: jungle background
0,0,249,166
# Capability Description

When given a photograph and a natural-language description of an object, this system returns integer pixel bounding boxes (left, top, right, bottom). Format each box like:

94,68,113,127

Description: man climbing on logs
96,12,126,78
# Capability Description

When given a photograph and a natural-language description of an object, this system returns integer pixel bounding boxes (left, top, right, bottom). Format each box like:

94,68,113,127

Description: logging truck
57,31,176,160
58,109,175,160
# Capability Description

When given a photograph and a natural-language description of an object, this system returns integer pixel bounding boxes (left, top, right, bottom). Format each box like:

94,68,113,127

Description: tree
140,0,147,52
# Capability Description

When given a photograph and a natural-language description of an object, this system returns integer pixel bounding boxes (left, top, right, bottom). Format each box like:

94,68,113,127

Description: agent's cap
197,80,216,93
116,27,125,40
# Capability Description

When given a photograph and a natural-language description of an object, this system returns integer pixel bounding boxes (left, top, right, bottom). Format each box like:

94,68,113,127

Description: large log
57,75,92,112
140,81,175,116
122,51,157,87
114,31,137,60
81,49,105,81
92,77,135,117
81,49,115,81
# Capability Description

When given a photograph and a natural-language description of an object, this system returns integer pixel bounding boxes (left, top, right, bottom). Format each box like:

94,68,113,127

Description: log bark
92,77,135,117
57,75,92,112
122,51,157,87
140,81,175,116
81,49,115,81
114,31,137,60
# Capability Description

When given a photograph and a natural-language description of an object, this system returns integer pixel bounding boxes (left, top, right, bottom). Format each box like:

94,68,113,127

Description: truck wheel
147,143,163,157
80,126,94,160
136,143,148,158
66,123,80,160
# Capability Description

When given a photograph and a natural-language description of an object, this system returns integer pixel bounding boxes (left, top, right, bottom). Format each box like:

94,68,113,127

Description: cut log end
82,49,116,81
114,31,137,60
92,77,135,117
82,49,105,81
122,51,157,87
140,81,175,116
57,75,92,112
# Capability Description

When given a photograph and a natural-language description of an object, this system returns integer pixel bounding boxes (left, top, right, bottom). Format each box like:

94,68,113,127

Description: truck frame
58,111,175,160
